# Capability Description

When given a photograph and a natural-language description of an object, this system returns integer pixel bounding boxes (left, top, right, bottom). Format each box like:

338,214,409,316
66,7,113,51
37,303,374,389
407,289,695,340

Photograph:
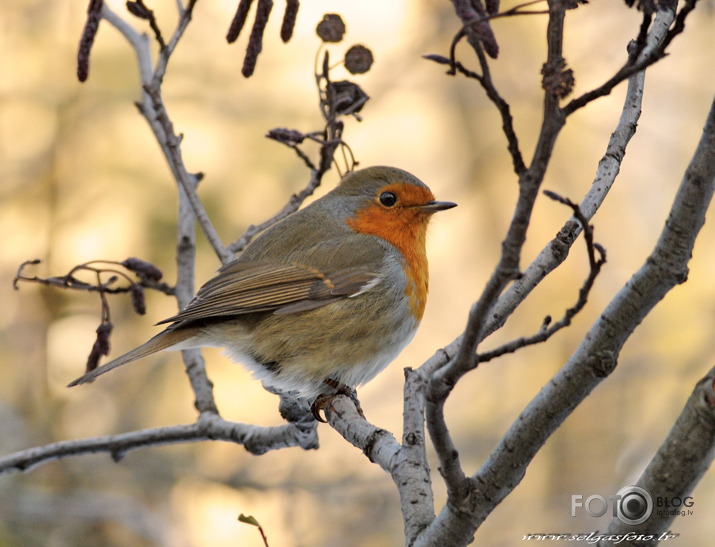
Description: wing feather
157,261,379,326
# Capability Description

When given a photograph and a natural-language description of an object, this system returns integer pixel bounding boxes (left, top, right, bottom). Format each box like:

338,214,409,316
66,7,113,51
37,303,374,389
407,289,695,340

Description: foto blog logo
571,486,694,526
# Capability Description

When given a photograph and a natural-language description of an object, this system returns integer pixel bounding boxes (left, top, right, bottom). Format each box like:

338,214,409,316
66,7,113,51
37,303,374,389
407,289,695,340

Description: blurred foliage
1,0,714,546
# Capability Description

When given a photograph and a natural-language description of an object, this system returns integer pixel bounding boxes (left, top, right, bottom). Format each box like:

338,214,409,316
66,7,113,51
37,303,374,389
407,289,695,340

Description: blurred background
1,0,714,545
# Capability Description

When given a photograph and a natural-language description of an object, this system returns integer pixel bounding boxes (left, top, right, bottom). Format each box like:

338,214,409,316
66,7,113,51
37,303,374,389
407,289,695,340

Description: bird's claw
311,381,365,422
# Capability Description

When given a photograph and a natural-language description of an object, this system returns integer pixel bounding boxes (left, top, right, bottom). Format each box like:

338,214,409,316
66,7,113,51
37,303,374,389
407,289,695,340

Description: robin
69,166,456,413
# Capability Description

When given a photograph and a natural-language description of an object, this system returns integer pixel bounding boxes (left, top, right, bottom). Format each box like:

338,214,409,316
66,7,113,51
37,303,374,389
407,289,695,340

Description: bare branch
99,3,231,264
602,365,715,546
478,191,607,363
469,89,715,537
324,396,401,473
228,34,370,252
101,3,153,82
175,160,218,413
398,368,436,544
562,0,695,116
126,0,166,50
417,0,671,382
154,0,198,81
425,2,553,175
141,83,232,263
425,45,526,175
426,0,568,435
13,259,174,297
421,8,569,518
476,4,670,344
96,3,229,410
414,7,713,543
0,413,318,476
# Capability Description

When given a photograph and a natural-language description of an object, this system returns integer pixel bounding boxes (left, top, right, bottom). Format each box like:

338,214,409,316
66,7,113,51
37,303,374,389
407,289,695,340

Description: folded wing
158,261,380,327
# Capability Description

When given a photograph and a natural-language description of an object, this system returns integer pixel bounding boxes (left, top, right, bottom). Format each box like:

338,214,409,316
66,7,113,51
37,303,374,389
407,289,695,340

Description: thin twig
412,16,674,534
102,2,230,264
13,259,174,296
227,36,365,253
471,4,675,347
99,1,227,411
0,413,318,476
142,83,232,263
101,3,152,82
478,191,606,363
126,0,166,50
429,2,542,181
562,0,697,116
471,88,715,542
154,0,198,82
435,2,567,399
422,5,568,537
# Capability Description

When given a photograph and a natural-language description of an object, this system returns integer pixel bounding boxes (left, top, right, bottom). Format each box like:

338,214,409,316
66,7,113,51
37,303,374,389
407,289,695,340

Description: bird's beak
419,200,457,213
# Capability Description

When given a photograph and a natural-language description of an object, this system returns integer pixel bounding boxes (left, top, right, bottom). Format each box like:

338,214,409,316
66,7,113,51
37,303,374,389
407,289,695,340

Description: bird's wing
157,260,380,326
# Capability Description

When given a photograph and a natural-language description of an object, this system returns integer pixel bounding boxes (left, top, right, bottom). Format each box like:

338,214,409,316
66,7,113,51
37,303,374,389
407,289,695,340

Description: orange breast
346,183,433,320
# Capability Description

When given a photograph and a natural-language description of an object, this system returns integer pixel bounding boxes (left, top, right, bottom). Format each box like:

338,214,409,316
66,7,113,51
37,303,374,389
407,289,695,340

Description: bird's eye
379,191,398,207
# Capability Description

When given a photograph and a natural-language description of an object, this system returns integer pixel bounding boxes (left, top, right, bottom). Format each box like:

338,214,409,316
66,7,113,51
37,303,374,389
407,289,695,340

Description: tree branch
601,365,715,546
99,2,232,410
101,4,232,264
423,4,568,517
140,82,232,264
417,0,671,382
468,89,715,536
0,413,318,476
155,0,198,81
562,1,695,116
476,4,675,344
324,396,401,473
398,368,436,544
477,191,606,363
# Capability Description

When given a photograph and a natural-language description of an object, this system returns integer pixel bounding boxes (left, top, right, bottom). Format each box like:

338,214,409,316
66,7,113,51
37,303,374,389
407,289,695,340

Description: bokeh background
1,0,714,545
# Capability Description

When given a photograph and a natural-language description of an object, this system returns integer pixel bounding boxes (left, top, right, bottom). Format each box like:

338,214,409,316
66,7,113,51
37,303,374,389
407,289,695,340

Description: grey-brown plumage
68,166,456,397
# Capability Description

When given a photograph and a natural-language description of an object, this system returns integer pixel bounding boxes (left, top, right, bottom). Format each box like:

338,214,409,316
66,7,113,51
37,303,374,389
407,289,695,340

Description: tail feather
67,328,196,387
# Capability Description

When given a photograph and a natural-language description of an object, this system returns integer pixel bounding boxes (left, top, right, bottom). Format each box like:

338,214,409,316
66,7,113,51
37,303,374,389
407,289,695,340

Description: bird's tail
67,328,198,387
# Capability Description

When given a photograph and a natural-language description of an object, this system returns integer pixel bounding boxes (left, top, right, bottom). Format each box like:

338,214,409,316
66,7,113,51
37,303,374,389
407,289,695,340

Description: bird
69,166,456,412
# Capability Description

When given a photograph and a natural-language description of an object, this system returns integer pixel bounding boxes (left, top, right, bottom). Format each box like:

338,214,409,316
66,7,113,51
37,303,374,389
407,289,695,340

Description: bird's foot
311,379,364,422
